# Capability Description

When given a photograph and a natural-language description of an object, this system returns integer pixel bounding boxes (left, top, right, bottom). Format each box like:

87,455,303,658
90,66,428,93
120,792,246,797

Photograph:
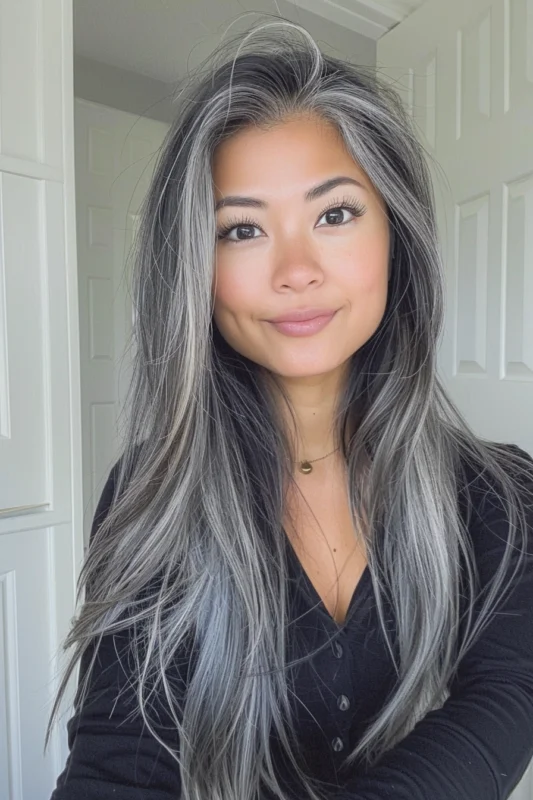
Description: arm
51,461,183,799
331,446,533,800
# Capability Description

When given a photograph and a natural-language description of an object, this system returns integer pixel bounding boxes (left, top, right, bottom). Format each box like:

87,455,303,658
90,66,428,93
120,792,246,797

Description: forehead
211,114,372,198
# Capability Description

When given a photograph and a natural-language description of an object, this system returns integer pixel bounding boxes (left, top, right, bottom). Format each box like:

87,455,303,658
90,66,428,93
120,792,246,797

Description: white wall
74,55,177,124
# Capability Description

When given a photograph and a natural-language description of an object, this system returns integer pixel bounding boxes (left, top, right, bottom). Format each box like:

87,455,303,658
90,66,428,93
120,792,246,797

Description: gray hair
47,17,533,800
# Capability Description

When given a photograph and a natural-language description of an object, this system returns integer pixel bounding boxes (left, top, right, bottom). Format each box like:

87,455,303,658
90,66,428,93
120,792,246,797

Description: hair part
47,16,533,800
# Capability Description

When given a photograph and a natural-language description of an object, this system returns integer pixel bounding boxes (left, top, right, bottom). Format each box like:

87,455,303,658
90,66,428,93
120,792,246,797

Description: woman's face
211,113,390,380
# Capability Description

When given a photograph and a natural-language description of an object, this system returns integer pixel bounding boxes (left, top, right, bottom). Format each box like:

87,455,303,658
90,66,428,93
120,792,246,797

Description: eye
216,215,263,243
316,197,367,228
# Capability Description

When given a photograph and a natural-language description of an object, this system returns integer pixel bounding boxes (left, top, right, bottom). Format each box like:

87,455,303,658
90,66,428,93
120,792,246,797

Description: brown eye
323,208,349,225
316,201,366,228
229,225,258,241
320,206,355,227
216,216,263,243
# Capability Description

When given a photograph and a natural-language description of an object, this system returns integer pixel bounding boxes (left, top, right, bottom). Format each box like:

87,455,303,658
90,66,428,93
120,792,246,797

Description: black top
51,444,533,800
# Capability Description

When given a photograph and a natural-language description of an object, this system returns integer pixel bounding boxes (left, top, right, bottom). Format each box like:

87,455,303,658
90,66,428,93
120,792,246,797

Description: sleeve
330,444,533,800
50,461,183,799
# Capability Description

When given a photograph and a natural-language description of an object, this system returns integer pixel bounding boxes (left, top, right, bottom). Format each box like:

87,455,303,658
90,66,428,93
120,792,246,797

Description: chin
263,356,347,379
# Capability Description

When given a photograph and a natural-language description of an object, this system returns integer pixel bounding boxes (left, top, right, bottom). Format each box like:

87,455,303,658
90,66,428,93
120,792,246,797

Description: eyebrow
214,176,367,212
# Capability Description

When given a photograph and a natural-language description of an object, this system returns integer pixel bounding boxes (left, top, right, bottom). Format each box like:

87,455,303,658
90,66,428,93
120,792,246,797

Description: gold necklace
294,445,340,475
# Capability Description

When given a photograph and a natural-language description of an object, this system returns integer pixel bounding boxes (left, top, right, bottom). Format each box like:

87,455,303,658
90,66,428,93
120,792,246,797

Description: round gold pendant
299,461,313,474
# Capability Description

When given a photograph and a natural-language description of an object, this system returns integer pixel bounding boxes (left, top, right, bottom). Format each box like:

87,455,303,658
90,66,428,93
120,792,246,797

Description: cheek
212,262,258,324
333,236,390,297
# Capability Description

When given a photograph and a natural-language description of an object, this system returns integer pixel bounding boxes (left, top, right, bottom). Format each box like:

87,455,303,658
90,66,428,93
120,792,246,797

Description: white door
0,0,82,798
73,99,168,545
378,0,533,797
378,0,533,455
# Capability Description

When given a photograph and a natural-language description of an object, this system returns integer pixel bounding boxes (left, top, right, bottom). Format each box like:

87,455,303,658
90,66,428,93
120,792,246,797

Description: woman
48,18,533,800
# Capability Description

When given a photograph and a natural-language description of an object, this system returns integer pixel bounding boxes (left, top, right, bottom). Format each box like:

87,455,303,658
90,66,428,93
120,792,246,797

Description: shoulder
90,443,144,543
457,442,533,515
457,442,533,568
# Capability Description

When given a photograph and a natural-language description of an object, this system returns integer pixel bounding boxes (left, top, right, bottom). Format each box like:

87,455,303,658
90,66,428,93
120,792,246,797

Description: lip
268,307,338,323
267,310,338,337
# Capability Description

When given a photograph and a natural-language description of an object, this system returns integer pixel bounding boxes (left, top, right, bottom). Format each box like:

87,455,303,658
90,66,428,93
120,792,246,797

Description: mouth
266,310,338,337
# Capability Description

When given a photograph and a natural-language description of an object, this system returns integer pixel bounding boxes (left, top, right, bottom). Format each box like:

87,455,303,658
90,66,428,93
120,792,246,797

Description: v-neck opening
283,529,371,630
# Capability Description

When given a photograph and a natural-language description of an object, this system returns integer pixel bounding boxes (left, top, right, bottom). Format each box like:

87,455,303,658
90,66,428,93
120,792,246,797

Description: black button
332,736,344,752
332,641,343,658
337,694,350,711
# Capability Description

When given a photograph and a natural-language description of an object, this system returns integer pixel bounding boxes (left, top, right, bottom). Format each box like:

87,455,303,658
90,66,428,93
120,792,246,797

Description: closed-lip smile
267,307,337,323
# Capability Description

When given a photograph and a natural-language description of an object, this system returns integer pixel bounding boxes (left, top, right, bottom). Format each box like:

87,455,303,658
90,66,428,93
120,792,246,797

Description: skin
211,112,390,469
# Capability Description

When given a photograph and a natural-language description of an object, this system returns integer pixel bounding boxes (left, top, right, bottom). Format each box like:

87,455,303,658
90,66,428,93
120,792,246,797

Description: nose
272,235,325,291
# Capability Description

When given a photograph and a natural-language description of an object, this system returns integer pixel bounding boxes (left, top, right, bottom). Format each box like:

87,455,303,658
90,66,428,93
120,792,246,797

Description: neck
265,363,349,463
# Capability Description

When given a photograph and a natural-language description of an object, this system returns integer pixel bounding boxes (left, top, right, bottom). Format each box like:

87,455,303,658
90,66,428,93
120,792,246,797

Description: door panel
378,0,533,454
0,0,83,796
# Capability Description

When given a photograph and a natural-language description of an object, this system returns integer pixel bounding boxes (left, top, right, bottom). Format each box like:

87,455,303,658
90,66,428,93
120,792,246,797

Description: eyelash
216,195,367,243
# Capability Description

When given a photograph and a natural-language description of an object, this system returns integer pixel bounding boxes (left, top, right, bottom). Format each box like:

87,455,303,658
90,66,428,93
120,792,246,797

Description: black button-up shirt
51,446,533,799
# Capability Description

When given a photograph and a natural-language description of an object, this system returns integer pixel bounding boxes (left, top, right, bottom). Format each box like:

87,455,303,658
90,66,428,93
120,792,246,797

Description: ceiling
284,0,425,38
73,0,426,85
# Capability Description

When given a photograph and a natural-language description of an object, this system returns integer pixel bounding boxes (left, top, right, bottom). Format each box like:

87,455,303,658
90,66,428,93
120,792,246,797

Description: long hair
47,17,533,800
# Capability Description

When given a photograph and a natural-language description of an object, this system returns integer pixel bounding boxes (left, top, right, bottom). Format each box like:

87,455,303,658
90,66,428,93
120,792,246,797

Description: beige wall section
74,55,176,123
271,6,377,67
74,16,376,125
